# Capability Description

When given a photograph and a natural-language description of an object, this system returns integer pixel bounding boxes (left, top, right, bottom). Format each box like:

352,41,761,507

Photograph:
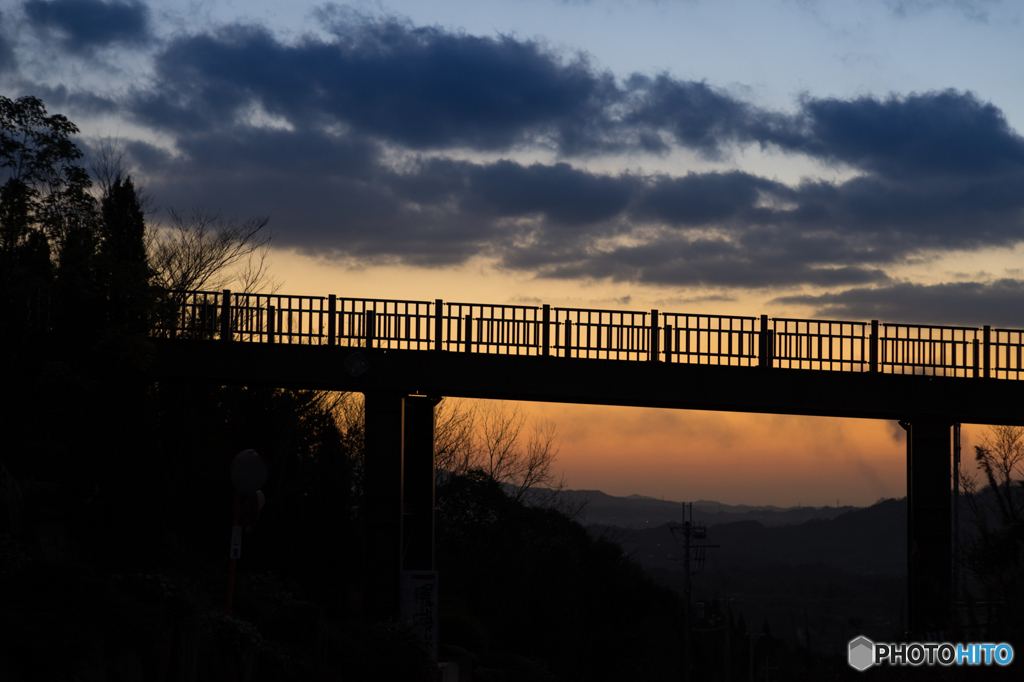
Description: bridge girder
149,341,1024,426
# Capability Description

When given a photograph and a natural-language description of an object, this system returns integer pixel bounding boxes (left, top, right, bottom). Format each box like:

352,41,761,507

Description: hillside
588,496,906,576
552,488,860,529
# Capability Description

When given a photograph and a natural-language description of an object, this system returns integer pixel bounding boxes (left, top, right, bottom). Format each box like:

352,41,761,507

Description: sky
2,0,1021,505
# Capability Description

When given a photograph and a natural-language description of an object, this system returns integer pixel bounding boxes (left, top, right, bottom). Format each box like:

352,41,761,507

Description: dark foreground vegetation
0,94,694,681
3,95,1024,680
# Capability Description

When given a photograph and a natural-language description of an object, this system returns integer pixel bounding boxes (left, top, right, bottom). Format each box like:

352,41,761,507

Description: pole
226,490,242,616
749,628,754,682
952,423,961,630
724,603,730,682
683,502,691,682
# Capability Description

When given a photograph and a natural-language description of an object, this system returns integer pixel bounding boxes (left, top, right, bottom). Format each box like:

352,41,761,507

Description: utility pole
683,508,691,682
673,503,718,682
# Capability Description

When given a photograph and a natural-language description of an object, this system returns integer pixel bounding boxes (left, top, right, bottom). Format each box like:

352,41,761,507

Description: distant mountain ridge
589,497,908,576
556,489,860,529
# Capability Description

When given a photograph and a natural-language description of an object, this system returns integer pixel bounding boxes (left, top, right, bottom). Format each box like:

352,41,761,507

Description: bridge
149,289,1024,635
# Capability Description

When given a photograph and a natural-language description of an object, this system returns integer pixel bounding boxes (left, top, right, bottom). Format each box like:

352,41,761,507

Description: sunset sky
2,0,1021,505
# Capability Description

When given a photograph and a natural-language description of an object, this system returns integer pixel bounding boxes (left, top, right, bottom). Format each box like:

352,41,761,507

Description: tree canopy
0,95,97,262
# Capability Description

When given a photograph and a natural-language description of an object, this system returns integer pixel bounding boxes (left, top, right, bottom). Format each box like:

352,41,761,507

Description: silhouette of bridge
149,289,1024,635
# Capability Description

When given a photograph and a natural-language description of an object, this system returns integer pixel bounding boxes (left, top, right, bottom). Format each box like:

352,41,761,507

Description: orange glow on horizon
444,398,991,508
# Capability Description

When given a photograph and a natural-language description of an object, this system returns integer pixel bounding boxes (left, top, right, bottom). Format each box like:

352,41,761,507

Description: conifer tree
99,175,152,333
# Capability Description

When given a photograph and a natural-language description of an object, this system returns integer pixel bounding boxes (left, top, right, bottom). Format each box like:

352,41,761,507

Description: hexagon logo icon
848,636,875,671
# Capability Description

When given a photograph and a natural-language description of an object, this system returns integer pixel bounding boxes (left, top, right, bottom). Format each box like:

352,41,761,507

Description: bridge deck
157,289,1024,380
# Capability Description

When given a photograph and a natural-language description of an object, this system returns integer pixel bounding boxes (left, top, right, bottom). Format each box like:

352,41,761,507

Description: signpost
226,449,267,616
401,571,439,659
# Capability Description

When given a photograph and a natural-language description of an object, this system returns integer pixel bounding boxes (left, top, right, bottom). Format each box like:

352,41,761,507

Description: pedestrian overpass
148,288,1024,635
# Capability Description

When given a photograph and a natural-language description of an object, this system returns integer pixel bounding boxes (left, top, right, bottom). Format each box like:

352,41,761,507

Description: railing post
650,310,660,362
434,299,444,352
758,315,772,368
267,305,276,344
870,320,879,373
973,338,980,378
983,325,991,378
328,295,337,346
365,309,376,349
463,314,473,353
220,289,232,341
664,324,673,363
542,305,550,357
564,319,572,358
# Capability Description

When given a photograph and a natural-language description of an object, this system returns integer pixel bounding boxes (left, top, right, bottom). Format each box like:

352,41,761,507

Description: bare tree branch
433,399,574,512
151,207,274,295
89,135,155,214
434,398,478,479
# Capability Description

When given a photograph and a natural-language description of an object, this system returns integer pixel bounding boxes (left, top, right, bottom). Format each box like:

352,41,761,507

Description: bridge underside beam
150,341,1024,426
904,418,952,635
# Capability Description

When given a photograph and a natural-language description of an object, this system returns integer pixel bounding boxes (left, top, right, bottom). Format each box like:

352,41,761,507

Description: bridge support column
363,390,437,621
903,417,952,635
403,395,437,571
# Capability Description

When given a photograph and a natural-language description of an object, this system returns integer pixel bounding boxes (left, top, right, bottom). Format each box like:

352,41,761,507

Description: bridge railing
161,291,334,344
552,308,651,360
154,289,1024,381
236,292,331,344
444,302,543,355
160,290,222,341
336,298,434,350
663,313,758,366
878,323,981,378
772,318,872,372
992,328,1024,381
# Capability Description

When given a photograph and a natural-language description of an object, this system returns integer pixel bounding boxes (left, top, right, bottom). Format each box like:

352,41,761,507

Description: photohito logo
848,636,874,671
848,636,1014,670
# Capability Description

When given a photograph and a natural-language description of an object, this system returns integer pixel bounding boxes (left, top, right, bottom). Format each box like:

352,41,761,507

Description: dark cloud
130,130,504,267
109,13,1024,291
127,124,1024,289
127,12,1024,184
783,171,1024,253
131,19,620,154
168,127,380,181
773,280,1024,327
24,0,151,53
780,90,1024,179
624,75,791,159
387,156,635,228
522,238,890,288
633,171,787,226
0,12,16,74
25,82,119,115
463,160,636,227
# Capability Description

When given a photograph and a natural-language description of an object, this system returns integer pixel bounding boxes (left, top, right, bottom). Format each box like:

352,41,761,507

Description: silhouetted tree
151,206,274,296
959,425,1024,644
0,98,160,554
98,175,153,333
1,96,100,347
0,95,98,261
434,400,573,512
